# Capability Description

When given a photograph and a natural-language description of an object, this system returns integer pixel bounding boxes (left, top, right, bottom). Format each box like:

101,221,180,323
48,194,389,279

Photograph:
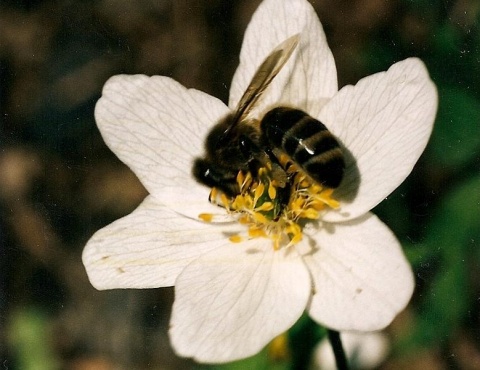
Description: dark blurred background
1,0,480,369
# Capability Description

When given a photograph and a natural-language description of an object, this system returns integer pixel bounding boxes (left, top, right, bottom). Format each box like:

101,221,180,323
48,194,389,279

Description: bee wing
230,34,300,128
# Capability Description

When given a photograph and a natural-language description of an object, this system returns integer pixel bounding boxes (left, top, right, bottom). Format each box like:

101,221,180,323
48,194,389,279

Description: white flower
312,332,390,370
82,0,437,364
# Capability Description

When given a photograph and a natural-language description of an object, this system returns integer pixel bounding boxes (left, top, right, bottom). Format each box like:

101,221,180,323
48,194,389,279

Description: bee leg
239,135,287,188
273,181,291,221
235,134,258,170
263,147,288,187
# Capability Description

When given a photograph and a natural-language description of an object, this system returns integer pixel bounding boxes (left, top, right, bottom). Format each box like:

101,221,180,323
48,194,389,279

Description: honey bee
193,34,345,197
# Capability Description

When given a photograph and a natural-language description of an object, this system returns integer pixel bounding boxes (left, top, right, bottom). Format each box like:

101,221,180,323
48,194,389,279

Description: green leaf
399,176,480,350
424,175,480,249
203,350,270,370
288,315,326,370
426,87,480,168
7,307,60,370
431,23,463,57
204,342,290,370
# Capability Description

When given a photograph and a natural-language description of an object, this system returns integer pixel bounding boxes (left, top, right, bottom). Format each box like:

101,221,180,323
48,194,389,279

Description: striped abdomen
261,107,345,188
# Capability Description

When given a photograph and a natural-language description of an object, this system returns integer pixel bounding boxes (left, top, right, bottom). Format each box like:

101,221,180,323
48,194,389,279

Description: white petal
229,0,337,117
82,196,237,290
321,58,437,222
95,75,230,205
169,240,310,363
303,213,414,331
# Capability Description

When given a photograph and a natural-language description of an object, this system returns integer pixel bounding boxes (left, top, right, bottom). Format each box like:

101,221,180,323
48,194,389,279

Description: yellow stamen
229,235,243,243
300,179,310,188
302,208,319,219
256,202,274,211
290,233,303,245
202,165,340,251
323,197,340,209
220,193,230,209
254,182,265,204
231,195,245,209
243,172,253,188
249,227,267,238
253,212,269,224
198,213,213,222
209,187,218,203
273,236,281,251
236,171,245,187
268,182,277,199
238,215,250,224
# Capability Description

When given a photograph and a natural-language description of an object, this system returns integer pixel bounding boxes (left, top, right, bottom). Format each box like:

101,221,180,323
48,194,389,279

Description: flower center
199,157,340,250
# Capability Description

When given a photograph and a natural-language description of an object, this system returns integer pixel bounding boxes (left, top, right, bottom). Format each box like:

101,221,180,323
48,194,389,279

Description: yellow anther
286,163,298,174
322,188,334,196
239,215,250,224
311,201,326,211
209,187,218,203
290,198,305,212
273,237,281,251
236,171,245,187
300,180,310,188
256,202,274,211
231,195,245,209
253,212,268,224
290,233,303,245
244,172,253,185
243,195,253,209
279,153,289,163
330,199,340,208
198,213,214,222
324,198,340,209
249,227,267,238
229,235,243,243
317,189,340,209
254,182,265,204
285,222,301,235
268,182,277,199
303,209,319,219
204,166,339,252
220,193,230,208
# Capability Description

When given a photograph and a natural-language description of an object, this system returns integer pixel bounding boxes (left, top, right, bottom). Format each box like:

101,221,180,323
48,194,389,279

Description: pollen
200,161,340,251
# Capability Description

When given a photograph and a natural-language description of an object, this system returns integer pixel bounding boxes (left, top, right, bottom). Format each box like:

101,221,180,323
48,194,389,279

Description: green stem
327,329,349,370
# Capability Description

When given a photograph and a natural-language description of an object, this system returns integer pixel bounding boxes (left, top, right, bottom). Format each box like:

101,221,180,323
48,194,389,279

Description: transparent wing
229,34,300,130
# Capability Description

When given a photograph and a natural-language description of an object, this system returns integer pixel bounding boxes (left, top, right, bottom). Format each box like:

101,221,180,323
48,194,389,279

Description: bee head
204,115,257,171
